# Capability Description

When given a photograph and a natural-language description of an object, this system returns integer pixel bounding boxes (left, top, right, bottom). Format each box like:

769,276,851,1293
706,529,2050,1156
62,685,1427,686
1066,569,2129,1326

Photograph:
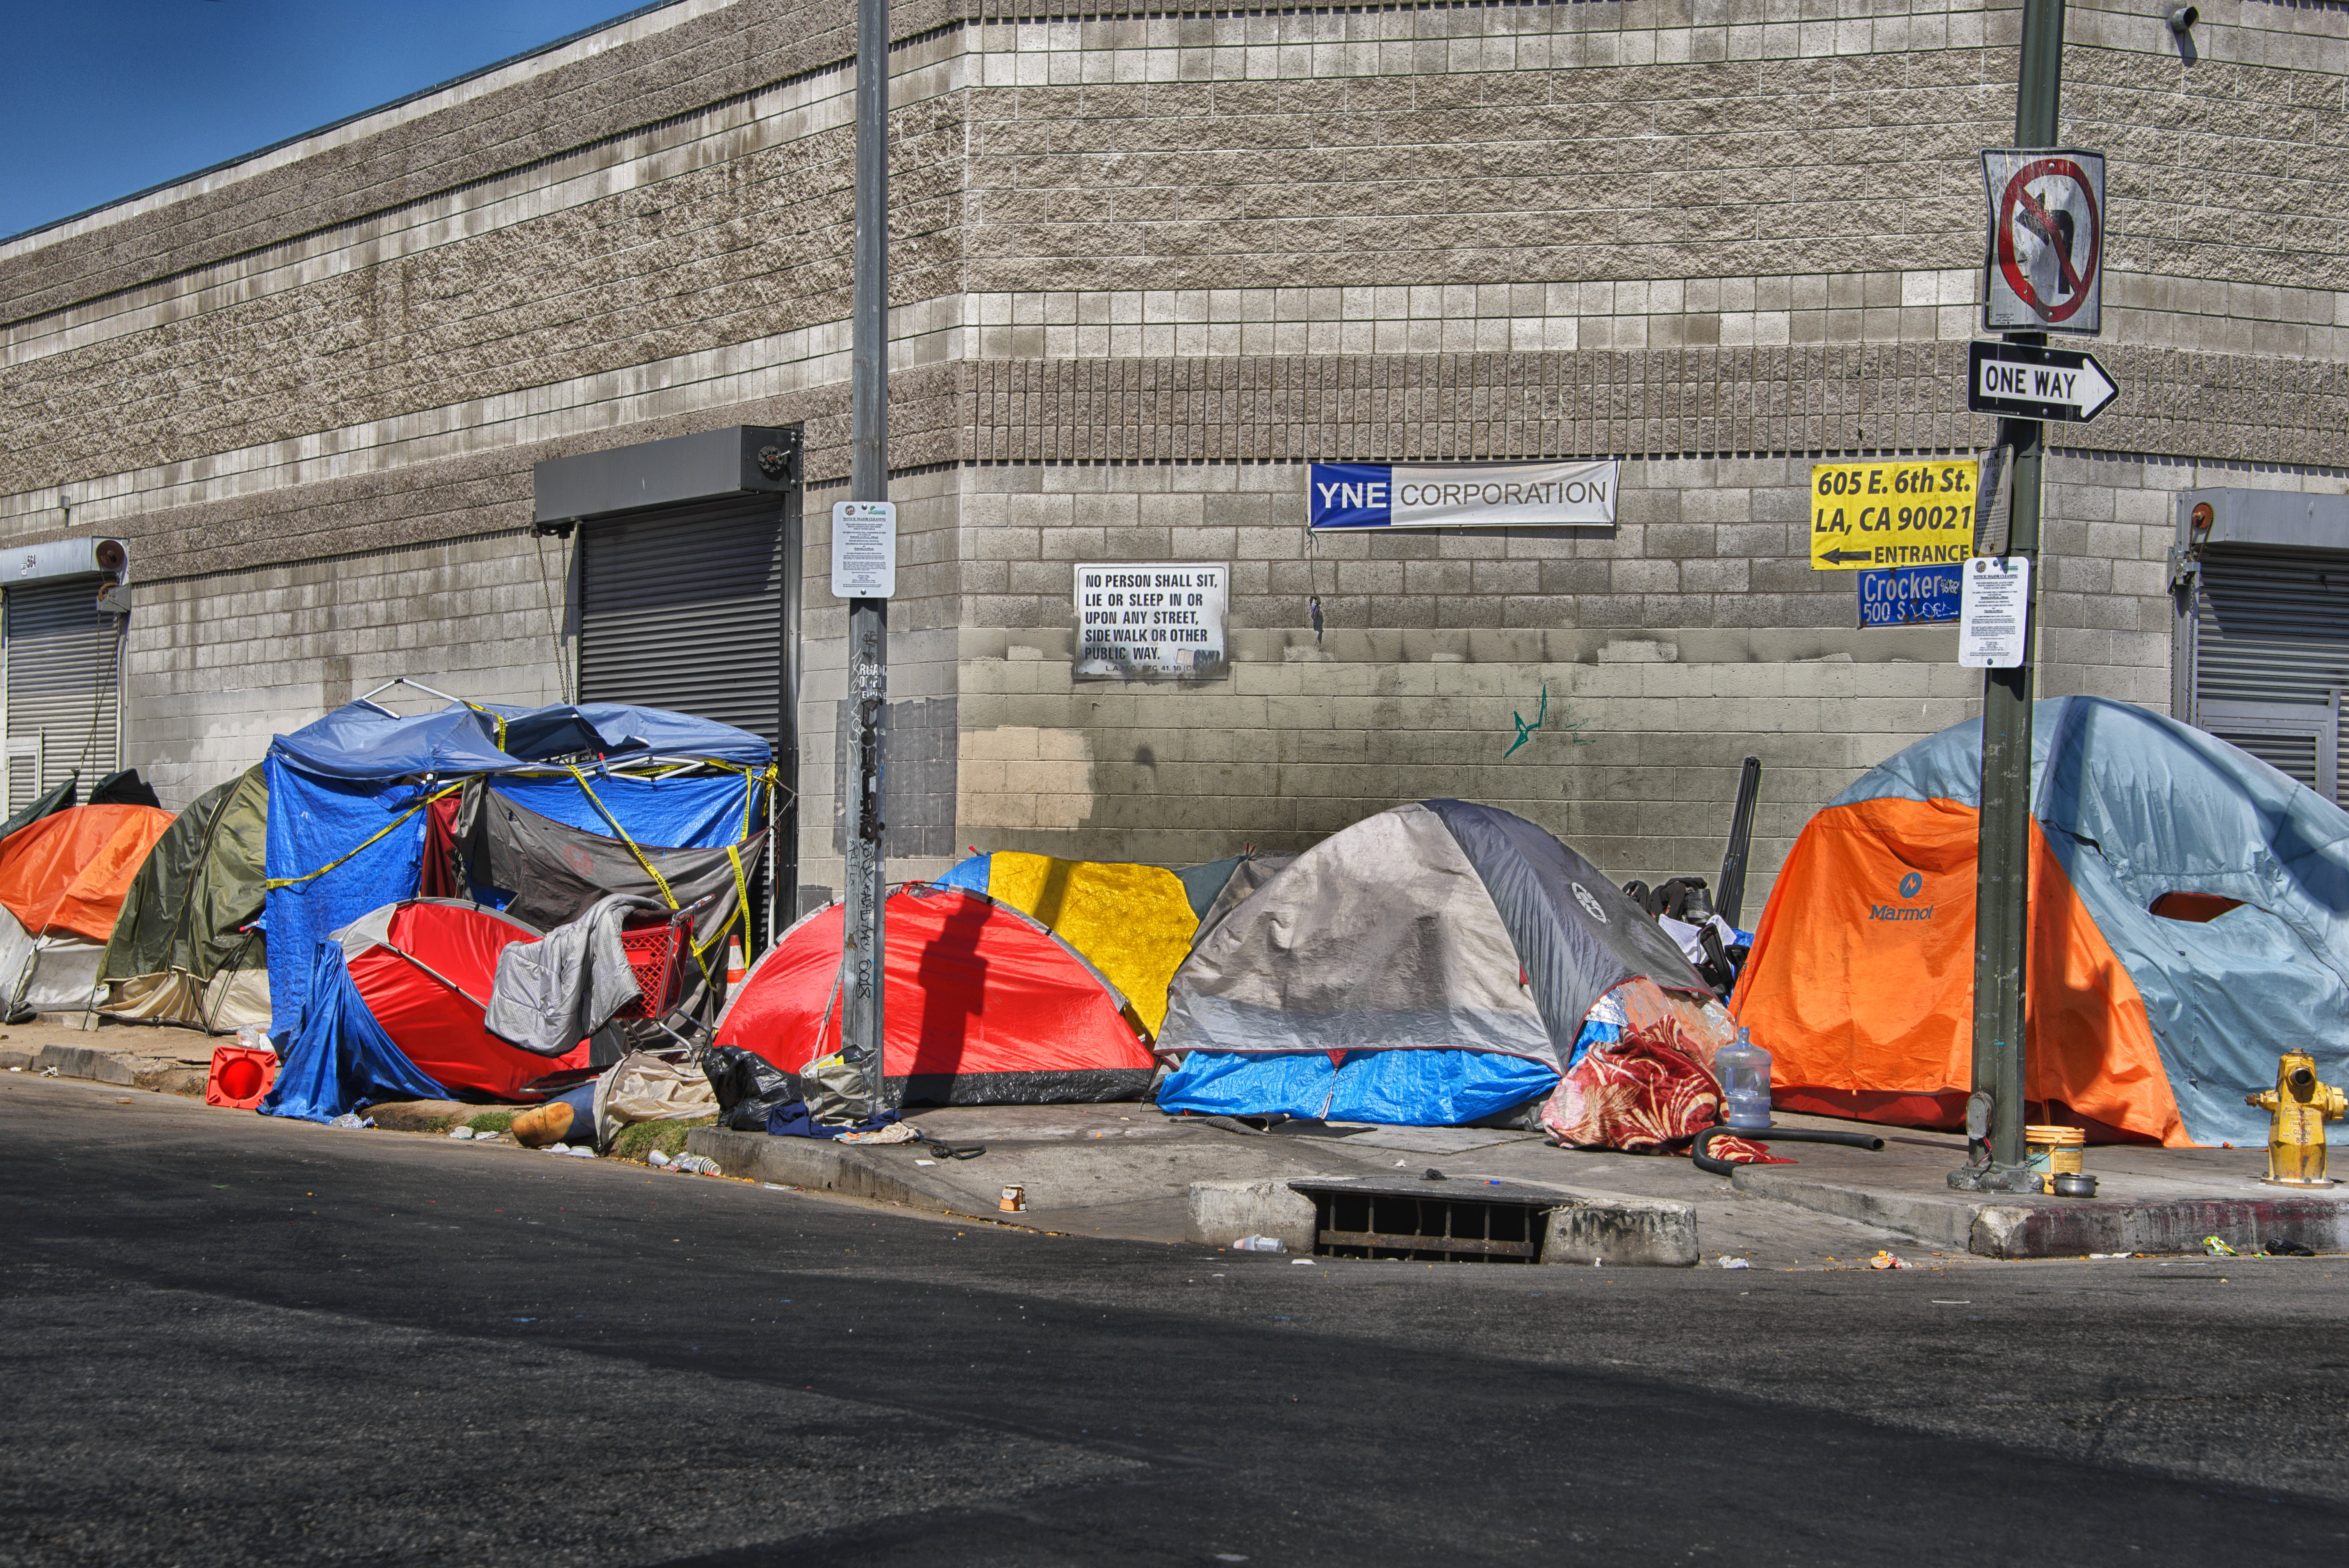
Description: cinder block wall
127,531,570,807
0,0,2338,914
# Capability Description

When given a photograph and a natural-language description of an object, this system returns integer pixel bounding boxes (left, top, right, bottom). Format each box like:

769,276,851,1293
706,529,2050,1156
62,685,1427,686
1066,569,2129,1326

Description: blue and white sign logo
1310,460,1619,530
1858,564,1964,627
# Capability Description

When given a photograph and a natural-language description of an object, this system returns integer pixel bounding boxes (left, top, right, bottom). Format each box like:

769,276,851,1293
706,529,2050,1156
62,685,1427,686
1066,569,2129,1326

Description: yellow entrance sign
1808,459,1978,570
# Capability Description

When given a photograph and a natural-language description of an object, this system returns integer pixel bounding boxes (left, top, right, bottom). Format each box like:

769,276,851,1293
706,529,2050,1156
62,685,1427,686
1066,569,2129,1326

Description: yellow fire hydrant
2246,1051,2347,1187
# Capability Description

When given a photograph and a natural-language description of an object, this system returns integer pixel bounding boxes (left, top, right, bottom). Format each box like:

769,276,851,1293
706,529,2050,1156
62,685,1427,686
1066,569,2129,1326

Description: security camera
2167,5,2197,32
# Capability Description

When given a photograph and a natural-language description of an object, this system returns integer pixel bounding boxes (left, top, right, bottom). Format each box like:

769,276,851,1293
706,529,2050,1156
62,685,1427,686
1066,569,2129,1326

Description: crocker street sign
1858,563,1964,627
1808,458,1979,570
1982,148,2104,335
1967,340,2118,423
1309,459,1618,529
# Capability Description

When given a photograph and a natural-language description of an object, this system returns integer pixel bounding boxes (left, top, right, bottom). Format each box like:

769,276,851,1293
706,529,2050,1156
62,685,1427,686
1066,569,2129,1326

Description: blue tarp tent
263,698,770,1039
1739,697,2349,1146
259,942,448,1122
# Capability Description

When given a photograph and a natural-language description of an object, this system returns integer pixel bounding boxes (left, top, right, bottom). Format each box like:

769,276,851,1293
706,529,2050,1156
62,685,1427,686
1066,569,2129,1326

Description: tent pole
840,0,891,1123
355,676,464,708
1953,0,2062,1194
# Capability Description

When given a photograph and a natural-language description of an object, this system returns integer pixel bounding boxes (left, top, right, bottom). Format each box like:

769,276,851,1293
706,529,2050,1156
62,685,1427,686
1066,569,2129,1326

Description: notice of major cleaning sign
1808,458,1978,570
830,500,896,598
1958,556,2031,668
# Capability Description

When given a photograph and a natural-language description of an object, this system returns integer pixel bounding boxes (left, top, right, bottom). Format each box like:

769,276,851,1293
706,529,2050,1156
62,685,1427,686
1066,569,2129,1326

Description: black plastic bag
1657,877,1714,923
699,1045,804,1131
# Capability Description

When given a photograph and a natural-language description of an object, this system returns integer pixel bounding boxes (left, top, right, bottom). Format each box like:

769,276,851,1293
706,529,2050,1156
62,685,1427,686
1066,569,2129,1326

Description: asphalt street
4,1074,2346,1566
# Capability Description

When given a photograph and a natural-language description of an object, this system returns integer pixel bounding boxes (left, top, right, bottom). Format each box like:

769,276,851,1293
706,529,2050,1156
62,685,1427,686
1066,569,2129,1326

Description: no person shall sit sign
1982,149,2104,335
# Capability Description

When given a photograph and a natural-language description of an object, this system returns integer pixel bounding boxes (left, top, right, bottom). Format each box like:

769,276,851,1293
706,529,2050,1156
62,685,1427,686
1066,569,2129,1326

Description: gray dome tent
1155,800,1713,1124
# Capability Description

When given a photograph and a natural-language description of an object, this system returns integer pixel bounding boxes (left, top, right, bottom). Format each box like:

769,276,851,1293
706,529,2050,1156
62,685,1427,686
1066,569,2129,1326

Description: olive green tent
0,775,77,844
98,766,269,1032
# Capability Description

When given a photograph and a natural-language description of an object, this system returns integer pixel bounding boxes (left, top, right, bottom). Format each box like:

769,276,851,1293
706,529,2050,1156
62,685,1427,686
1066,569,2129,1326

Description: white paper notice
1073,563,1227,680
1958,555,2031,668
831,501,896,598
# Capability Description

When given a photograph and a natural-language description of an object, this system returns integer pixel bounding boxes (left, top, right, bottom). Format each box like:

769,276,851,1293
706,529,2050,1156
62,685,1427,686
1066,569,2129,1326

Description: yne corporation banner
1309,460,1619,530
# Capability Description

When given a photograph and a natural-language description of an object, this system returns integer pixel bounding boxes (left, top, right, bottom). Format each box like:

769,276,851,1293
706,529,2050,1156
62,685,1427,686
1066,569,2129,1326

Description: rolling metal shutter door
2190,549,2349,804
4,579,118,813
577,496,788,743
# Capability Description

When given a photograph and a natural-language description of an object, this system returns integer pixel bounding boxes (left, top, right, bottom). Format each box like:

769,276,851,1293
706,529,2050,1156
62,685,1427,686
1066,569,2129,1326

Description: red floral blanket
1542,978,1780,1157
1543,1037,1723,1151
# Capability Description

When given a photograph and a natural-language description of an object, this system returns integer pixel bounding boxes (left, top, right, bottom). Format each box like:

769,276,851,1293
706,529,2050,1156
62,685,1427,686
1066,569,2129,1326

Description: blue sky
0,0,665,240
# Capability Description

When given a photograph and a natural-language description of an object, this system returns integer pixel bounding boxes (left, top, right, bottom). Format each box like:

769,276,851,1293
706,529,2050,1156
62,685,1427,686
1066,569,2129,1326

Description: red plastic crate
615,923,682,1019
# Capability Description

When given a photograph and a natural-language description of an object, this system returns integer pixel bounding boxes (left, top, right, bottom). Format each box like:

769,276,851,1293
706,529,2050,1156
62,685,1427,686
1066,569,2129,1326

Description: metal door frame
561,464,802,955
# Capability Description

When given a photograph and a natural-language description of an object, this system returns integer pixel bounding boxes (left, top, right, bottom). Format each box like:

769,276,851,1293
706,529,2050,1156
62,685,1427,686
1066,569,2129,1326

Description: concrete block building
3,0,2344,921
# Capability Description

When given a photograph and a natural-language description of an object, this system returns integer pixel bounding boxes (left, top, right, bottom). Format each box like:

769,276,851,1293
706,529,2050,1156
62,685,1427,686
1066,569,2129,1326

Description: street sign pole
842,0,891,1123
1954,0,2064,1194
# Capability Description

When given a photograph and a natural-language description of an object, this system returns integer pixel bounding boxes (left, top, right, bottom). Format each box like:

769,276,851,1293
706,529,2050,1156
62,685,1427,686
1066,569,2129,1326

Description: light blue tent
1741,697,2349,1147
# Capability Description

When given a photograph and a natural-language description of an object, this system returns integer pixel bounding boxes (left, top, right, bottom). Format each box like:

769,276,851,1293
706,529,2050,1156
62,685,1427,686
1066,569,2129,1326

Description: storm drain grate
1294,1181,1551,1263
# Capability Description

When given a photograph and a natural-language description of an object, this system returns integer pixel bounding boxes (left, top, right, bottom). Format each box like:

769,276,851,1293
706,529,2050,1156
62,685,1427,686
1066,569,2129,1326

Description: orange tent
1734,698,2349,1150
0,804,175,942
1734,795,2182,1145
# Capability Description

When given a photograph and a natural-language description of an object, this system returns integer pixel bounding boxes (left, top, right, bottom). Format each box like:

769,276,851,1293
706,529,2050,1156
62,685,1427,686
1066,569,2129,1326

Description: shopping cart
614,896,719,1054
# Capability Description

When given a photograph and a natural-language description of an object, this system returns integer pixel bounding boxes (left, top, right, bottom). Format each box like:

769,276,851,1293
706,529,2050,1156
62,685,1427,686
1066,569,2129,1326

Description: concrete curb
1730,1169,1977,1252
687,1127,991,1216
3,1043,208,1096
1731,1166,2349,1258
1188,1174,1699,1266
1970,1194,2349,1259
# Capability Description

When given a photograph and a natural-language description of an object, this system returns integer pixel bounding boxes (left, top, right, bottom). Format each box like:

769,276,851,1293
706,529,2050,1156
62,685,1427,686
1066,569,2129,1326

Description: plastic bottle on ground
1716,1026,1773,1130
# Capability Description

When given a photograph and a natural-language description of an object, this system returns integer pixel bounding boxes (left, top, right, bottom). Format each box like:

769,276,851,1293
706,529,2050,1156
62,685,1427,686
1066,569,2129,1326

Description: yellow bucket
2026,1124,2085,1188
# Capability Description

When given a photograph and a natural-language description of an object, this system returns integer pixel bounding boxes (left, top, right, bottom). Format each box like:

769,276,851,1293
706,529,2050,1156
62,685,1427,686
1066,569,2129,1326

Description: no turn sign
1982,149,2104,335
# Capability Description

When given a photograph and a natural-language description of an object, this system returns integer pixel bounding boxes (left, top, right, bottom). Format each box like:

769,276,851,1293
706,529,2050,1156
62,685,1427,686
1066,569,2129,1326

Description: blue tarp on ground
258,942,448,1122
1159,1049,1557,1125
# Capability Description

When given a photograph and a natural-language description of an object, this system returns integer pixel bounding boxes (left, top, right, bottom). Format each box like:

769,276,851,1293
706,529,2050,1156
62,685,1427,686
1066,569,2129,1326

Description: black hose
1692,1124,1886,1176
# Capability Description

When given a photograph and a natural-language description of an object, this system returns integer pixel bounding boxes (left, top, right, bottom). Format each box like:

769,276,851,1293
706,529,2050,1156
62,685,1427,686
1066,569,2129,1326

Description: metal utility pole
840,0,891,1123
1953,0,2064,1193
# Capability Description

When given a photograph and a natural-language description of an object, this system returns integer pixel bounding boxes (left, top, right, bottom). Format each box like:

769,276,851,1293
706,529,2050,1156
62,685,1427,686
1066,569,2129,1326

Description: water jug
1717,1027,1772,1130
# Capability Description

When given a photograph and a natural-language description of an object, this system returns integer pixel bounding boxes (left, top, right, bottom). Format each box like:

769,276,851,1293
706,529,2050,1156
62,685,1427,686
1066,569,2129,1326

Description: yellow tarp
984,853,1198,1036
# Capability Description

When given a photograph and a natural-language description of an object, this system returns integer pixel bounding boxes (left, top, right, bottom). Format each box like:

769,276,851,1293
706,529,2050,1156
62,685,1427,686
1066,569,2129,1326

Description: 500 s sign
1808,458,1979,570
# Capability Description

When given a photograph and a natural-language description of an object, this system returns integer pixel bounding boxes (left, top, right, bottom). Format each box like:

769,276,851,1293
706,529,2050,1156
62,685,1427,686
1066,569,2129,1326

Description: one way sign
1968,340,2118,423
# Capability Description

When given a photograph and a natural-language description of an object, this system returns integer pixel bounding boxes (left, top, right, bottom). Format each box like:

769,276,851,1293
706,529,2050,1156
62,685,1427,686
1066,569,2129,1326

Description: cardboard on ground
1808,458,1978,570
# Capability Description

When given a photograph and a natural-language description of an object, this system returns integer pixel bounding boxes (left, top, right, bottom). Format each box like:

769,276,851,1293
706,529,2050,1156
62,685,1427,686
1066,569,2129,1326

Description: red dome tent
335,899,590,1100
715,885,1155,1105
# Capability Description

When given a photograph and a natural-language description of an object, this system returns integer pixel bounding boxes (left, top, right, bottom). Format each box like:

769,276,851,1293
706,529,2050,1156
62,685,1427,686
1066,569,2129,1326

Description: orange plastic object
206,1043,278,1109
1734,796,2189,1147
0,804,175,941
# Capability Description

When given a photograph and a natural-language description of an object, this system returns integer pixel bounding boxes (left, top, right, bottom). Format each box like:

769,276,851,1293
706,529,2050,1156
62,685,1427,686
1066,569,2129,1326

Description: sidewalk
694,1105,2349,1263
0,1016,216,1095
17,1024,2341,1265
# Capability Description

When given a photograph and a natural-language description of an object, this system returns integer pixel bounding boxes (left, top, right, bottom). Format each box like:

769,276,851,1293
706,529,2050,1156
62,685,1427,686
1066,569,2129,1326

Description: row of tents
709,697,2349,1151
25,690,2340,1152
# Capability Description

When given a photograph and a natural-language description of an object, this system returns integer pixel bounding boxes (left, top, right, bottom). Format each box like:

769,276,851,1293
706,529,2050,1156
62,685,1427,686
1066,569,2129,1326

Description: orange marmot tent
0,804,175,942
